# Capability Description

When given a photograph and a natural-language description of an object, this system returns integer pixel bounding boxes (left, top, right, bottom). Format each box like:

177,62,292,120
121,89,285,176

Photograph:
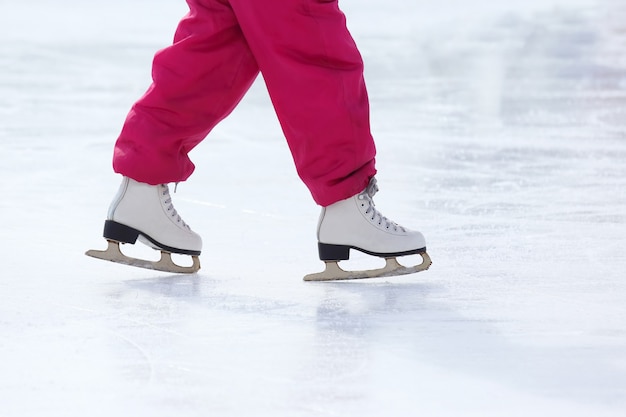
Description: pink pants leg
113,0,376,206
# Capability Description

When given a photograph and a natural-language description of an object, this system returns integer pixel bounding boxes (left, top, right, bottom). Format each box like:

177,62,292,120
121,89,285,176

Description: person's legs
228,0,427,274
89,0,428,275
229,0,376,206
113,0,259,185
103,0,260,260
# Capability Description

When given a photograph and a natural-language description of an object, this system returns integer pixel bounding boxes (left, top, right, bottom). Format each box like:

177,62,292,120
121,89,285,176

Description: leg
225,1,429,278
91,0,259,271
229,0,376,206
113,0,260,184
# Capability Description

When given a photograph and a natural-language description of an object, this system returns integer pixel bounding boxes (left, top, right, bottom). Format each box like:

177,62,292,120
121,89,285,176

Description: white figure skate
86,177,202,273
304,177,431,281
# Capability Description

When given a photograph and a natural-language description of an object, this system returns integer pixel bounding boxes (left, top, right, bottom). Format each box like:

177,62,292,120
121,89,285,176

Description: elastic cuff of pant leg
113,161,194,186
314,175,375,207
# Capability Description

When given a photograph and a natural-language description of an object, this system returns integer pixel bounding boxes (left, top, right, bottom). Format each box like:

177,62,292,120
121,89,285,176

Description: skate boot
304,177,431,281
86,177,202,273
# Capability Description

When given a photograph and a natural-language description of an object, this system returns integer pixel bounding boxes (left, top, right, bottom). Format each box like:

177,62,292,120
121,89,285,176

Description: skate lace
160,184,189,229
359,178,406,233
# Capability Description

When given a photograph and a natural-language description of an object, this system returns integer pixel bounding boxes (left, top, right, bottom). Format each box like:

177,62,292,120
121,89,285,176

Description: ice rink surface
1,0,626,415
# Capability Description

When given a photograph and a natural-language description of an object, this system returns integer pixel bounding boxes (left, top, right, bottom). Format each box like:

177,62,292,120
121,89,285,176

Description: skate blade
85,240,200,274
303,252,431,281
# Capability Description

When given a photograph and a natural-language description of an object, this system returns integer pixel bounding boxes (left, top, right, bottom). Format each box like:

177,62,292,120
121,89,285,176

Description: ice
1,0,626,416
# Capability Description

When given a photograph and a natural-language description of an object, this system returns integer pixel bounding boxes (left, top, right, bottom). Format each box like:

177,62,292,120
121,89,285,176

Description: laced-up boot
305,177,430,280
104,177,202,255
86,177,202,273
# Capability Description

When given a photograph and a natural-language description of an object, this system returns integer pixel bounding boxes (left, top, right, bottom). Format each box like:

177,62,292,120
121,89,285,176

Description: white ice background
1,0,626,416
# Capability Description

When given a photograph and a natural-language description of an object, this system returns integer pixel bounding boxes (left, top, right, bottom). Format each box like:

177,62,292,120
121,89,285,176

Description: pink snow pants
113,0,376,206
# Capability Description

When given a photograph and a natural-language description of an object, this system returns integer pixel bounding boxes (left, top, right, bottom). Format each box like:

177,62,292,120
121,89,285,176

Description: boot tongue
365,177,379,198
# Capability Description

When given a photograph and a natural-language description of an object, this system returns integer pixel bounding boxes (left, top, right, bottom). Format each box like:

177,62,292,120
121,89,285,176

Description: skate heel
103,220,140,244
318,243,350,261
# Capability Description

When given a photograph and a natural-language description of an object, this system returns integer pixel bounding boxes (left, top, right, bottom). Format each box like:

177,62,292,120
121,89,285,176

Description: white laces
160,184,189,229
358,177,405,232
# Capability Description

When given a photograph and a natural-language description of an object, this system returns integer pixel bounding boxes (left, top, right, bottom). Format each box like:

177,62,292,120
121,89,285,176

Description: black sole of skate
103,220,201,256
318,242,427,261
86,221,200,274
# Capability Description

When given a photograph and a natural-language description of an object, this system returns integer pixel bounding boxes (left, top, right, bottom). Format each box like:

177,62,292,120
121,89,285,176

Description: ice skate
304,177,431,281
86,177,202,273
